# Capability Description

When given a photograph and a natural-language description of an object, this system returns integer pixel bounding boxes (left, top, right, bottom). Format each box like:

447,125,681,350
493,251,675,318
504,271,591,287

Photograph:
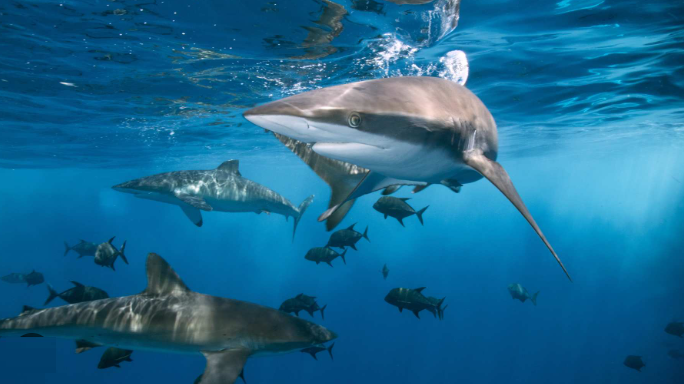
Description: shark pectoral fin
142,253,191,296
319,172,415,223
272,133,366,231
175,193,213,211
75,339,102,354
200,349,250,384
180,205,203,227
412,184,431,193
382,185,402,195
463,150,572,281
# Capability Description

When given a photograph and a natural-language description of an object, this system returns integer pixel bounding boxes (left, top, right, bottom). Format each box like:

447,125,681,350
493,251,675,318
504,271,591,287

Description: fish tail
416,206,429,226
531,291,539,306
44,284,59,306
327,342,335,360
339,249,347,265
363,226,370,242
293,195,315,241
63,242,71,257
437,297,447,320
118,241,128,265
320,304,327,320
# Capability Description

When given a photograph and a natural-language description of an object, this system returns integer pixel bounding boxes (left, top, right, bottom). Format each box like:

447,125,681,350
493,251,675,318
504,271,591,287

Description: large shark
112,160,314,239
0,253,337,384
243,76,571,280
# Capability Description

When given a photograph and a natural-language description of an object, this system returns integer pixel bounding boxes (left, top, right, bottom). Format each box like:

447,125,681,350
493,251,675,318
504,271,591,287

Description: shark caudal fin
363,226,370,242
415,206,429,226
44,284,60,306
63,242,71,257
463,150,572,282
320,304,327,320
531,291,539,306
272,133,367,231
327,342,335,360
293,195,315,241
118,241,129,265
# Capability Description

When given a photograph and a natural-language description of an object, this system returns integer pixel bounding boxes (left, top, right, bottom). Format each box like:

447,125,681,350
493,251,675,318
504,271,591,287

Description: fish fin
176,193,213,211
350,244,357,251
302,350,318,360
272,133,365,231
327,342,334,360
217,160,241,176
463,150,571,281
118,241,128,265
45,284,59,306
142,253,191,296
180,205,204,227
238,369,246,383
319,172,416,225
416,206,428,226
412,184,430,193
108,236,115,244
363,226,369,242
326,261,334,267
398,198,411,201
397,218,404,227
384,214,388,219
126,357,133,362
75,339,101,354
21,333,43,337
347,223,356,231
412,311,421,319
320,304,327,320
63,242,71,257
200,349,250,384
70,281,85,288
20,305,38,316
293,195,315,241
398,307,403,313
382,185,401,195
414,287,426,293
439,304,448,321
339,249,347,265
531,291,539,306
306,309,315,318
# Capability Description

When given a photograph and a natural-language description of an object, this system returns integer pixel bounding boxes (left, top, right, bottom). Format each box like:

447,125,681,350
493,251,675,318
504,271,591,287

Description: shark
243,76,571,280
0,253,337,384
112,160,314,239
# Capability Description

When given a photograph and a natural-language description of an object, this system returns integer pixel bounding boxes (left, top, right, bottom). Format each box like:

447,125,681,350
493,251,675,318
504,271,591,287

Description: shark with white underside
113,160,314,240
0,253,337,384
243,76,571,280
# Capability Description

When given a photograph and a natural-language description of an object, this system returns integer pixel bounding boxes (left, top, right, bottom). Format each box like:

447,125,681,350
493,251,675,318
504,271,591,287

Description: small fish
301,343,334,361
279,294,327,320
326,223,369,250
94,237,128,271
1,271,44,287
665,321,684,338
507,283,539,306
97,347,133,369
45,281,109,306
372,196,428,227
304,247,347,267
64,240,99,258
623,355,645,372
667,349,683,359
382,264,389,280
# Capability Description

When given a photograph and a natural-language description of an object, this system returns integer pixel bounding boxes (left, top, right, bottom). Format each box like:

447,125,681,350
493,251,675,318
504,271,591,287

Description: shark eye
348,113,361,128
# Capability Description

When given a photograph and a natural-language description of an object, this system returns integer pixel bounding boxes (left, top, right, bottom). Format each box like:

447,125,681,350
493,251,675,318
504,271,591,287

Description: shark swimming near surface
0,253,337,384
243,76,571,280
113,160,314,240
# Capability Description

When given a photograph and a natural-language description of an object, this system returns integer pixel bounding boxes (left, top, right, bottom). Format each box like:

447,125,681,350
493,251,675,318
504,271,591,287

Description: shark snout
312,324,337,344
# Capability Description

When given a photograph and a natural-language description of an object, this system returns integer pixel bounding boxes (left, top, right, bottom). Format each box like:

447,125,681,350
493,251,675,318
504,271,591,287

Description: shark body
0,253,336,384
113,160,313,239
243,76,570,280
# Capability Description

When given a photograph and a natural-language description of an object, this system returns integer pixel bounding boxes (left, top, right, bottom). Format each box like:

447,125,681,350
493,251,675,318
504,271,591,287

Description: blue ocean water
1,0,683,383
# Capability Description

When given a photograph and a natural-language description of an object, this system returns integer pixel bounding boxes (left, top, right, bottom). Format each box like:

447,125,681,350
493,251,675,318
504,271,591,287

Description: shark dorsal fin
20,305,37,316
414,287,426,293
217,160,241,176
143,253,190,296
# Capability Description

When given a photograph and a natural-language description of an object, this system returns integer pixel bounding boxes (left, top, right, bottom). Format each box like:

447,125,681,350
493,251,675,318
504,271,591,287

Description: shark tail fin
320,304,327,320
44,284,59,306
118,241,129,265
340,249,347,265
363,226,370,242
416,206,429,226
293,195,315,241
63,242,71,257
327,342,335,360
463,150,571,282
531,291,539,306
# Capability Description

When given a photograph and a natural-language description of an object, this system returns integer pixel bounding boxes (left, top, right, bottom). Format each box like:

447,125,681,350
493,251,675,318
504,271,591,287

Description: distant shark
113,160,314,239
244,76,571,280
0,253,337,384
